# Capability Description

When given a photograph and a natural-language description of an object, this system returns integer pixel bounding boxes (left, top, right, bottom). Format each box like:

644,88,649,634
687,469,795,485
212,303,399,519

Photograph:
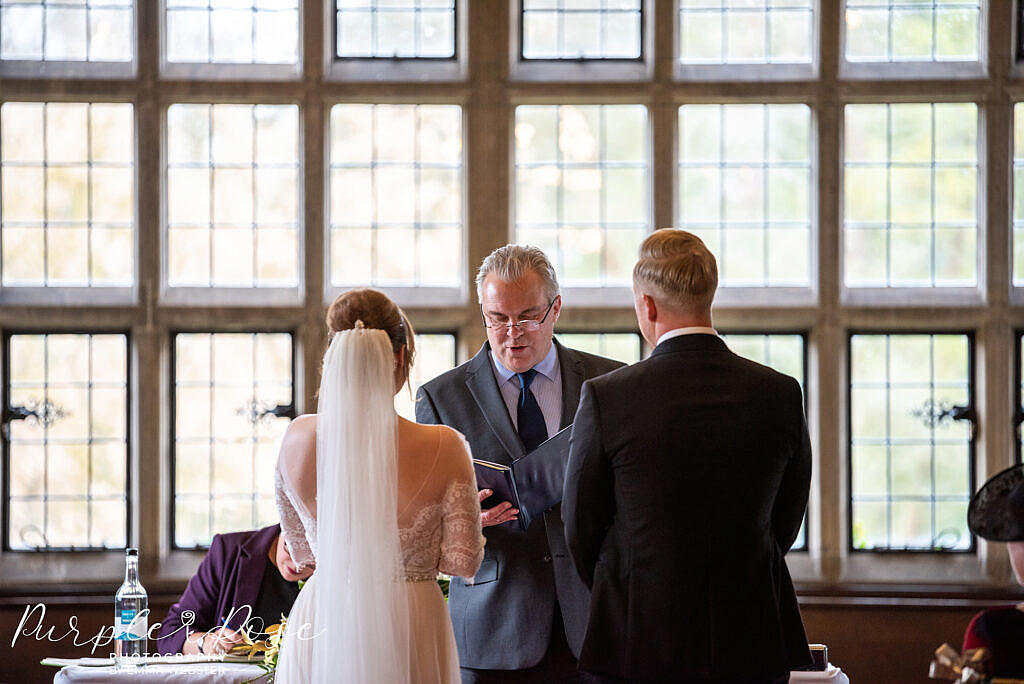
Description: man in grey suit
416,245,624,683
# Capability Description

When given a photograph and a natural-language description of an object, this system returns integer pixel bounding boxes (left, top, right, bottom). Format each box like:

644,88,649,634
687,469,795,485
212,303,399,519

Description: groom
563,229,812,682
416,245,623,682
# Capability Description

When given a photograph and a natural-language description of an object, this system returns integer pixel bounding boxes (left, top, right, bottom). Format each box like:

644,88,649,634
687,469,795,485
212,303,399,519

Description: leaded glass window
849,333,973,551
166,103,300,289
1012,103,1024,287
166,0,299,65
514,104,649,287
678,104,811,287
843,103,977,288
335,0,456,59
329,104,463,289
556,332,642,364
0,0,133,62
721,332,807,550
395,333,456,420
679,0,813,65
522,0,642,60
5,333,128,550
845,0,979,63
1,102,134,287
172,332,294,548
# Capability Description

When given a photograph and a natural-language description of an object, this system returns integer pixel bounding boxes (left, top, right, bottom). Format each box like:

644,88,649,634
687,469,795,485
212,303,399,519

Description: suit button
543,555,551,563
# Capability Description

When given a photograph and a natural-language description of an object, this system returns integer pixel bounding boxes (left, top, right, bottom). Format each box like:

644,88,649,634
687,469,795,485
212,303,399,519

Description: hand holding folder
473,425,572,531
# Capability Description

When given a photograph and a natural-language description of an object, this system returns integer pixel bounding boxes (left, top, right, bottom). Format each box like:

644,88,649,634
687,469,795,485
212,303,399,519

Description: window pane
679,1,812,64
678,104,811,287
1,102,135,287
329,104,463,288
0,0,132,62
167,0,299,64
515,104,649,287
556,333,641,365
1012,103,1024,287
843,103,977,288
720,333,807,549
7,333,128,550
167,103,300,288
522,0,641,60
845,1,979,62
336,0,455,58
849,333,972,552
396,333,456,420
173,332,293,548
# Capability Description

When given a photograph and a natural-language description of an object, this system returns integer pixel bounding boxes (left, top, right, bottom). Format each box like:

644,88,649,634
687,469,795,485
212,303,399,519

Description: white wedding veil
311,323,411,683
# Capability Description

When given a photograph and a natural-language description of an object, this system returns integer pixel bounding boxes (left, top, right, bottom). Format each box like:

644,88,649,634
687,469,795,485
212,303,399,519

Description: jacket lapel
465,343,524,464
232,524,278,625
556,339,585,431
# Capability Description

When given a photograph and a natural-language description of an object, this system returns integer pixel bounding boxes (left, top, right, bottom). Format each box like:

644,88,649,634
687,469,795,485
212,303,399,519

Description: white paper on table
789,664,850,682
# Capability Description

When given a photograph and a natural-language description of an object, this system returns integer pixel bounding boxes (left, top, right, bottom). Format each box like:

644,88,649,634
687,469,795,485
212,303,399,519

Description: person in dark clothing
963,463,1024,677
563,229,812,683
156,524,313,655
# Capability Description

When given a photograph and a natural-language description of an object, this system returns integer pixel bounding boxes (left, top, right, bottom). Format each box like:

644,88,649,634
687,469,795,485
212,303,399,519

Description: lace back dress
274,421,484,684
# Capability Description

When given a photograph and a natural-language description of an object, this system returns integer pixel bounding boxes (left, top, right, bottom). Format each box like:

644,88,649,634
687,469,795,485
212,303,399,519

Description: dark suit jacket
564,334,812,681
156,524,286,654
416,339,623,670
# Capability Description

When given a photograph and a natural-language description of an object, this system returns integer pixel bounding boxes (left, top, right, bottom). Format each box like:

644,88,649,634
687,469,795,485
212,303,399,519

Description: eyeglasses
482,297,557,333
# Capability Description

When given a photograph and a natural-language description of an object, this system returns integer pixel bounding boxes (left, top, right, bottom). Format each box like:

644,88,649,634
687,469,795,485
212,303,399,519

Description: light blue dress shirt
490,341,562,442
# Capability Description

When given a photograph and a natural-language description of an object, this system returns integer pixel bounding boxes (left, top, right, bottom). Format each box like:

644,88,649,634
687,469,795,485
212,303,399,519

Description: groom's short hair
633,229,718,313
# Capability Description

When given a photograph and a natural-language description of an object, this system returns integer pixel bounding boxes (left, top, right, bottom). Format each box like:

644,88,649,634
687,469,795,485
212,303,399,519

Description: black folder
473,425,572,531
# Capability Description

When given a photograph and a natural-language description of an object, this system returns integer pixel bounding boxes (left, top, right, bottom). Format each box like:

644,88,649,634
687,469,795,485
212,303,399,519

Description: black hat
968,463,1024,542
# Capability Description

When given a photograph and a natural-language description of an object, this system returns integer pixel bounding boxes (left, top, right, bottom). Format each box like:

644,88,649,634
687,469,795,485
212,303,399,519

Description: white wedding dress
273,327,484,684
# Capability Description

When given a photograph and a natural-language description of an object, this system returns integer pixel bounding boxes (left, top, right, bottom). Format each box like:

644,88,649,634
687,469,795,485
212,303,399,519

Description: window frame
844,329,977,556
837,97,987,307
0,94,141,306
0,0,138,80
1,328,133,553
0,0,1018,601
323,98,470,309
719,329,810,552
674,99,820,306
324,0,468,83
1015,329,1022,465
159,0,304,82
159,98,307,308
511,0,655,82
509,99,655,304
673,0,821,83
839,0,988,81
168,328,298,551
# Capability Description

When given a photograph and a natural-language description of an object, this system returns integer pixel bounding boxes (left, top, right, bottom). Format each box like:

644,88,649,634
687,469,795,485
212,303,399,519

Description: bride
273,289,485,683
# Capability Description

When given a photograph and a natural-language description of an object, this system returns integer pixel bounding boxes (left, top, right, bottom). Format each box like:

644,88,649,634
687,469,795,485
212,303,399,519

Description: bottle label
114,609,147,640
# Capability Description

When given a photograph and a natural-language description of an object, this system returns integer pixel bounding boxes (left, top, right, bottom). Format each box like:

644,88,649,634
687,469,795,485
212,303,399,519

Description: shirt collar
490,340,559,383
656,326,719,347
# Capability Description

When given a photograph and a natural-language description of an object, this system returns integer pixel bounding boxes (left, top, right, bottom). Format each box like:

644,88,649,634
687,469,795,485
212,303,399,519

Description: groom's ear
642,294,658,323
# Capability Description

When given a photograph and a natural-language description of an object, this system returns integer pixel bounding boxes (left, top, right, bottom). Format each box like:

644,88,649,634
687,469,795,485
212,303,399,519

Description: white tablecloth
53,662,266,684
52,662,849,683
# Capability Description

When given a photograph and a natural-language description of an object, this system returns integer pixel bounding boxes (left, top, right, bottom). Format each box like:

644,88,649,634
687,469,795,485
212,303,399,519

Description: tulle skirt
275,572,461,684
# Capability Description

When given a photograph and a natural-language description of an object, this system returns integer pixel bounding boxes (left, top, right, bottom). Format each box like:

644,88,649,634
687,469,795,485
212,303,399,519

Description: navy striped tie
515,369,548,452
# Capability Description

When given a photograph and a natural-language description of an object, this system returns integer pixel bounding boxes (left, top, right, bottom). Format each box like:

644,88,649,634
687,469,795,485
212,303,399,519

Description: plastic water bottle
114,547,148,666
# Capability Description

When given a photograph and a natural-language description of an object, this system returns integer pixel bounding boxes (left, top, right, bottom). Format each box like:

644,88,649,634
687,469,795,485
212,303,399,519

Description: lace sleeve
438,442,485,580
275,460,316,570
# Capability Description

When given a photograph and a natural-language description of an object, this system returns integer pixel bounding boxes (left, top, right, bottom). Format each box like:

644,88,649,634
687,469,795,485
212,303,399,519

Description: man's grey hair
475,244,560,303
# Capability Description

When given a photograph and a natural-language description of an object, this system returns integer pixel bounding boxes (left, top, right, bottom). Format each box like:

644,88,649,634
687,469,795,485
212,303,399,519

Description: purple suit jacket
156,524,282,654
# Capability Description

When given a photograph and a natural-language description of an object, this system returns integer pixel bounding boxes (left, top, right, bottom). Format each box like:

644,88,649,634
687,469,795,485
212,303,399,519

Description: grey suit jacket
416,338,624,670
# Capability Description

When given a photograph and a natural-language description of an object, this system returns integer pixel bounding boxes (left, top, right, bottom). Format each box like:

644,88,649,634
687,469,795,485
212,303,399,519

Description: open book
473,425,572,531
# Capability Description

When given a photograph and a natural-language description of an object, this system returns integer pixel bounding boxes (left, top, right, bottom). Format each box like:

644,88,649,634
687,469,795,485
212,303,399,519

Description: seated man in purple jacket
156,524,313,654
